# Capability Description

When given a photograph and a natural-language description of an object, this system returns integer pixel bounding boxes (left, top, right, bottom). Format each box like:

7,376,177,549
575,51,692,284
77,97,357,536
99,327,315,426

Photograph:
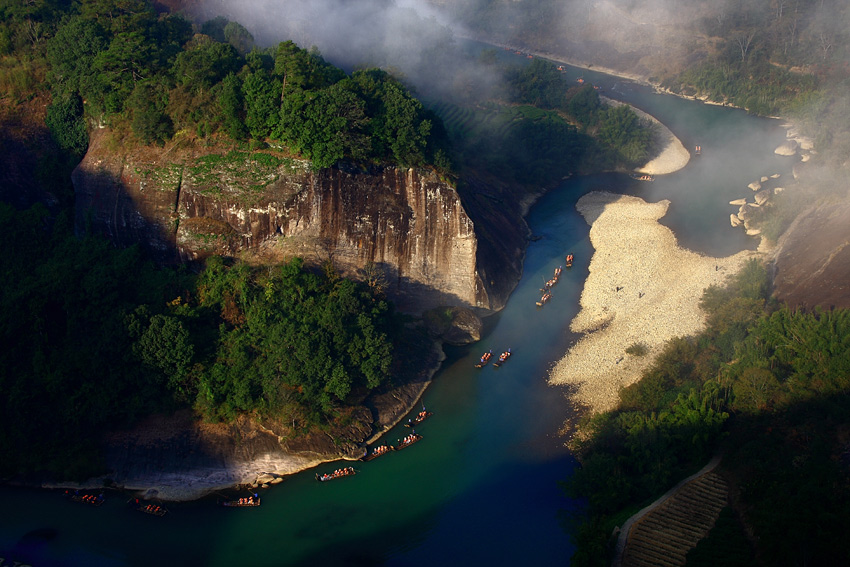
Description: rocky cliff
72,129,526,315
772,198,850,310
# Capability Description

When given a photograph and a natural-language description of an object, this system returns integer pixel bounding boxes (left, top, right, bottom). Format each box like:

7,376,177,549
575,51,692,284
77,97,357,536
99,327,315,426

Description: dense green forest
505,59,656,168
0,0,653,188
565,259,850,566
1,0,450,170
0,202,404,479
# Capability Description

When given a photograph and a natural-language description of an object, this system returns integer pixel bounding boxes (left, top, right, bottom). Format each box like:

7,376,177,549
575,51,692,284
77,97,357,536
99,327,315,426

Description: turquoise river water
0,51,794,567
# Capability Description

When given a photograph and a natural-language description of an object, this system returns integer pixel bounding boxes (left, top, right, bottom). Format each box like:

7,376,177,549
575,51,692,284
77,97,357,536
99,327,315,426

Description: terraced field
620,471,729,567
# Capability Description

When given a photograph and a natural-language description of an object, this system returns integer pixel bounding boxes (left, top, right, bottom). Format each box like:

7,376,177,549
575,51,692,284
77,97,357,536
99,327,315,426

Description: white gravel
548,192,756,413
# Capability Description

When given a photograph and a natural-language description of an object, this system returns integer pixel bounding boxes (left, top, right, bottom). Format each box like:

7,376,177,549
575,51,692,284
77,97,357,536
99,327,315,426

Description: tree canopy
30,4,453,171
0,203,402,479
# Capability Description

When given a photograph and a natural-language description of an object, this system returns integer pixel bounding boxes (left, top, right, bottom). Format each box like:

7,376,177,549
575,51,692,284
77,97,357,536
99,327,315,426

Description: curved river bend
0,55,792,567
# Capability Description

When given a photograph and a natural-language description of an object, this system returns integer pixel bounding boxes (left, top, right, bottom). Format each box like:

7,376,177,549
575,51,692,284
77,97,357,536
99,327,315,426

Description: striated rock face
72,130,522,314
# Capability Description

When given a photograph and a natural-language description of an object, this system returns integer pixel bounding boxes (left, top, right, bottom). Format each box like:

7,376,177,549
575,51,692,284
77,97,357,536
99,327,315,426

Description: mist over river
0,51,792,567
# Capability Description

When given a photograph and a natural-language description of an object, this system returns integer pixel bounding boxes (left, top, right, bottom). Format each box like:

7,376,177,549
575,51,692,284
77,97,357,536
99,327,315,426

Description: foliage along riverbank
564,255,850,566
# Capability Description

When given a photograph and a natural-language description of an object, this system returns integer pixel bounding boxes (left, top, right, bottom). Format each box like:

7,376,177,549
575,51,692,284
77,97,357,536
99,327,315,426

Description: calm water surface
0,53,792,567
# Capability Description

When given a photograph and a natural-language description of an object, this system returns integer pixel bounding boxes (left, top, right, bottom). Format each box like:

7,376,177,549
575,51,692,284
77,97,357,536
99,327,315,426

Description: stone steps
621,471,728,567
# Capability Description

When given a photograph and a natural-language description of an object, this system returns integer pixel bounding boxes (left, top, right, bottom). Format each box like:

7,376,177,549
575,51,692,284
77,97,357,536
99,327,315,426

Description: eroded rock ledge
72,130,527,316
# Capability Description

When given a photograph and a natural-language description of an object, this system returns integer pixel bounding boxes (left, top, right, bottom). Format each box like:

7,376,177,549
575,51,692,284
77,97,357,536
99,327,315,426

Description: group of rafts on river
64,489,176,515
63,409,436,510
536,254,573,308
315,406,433,481
319,256,577,478
473,253,575,371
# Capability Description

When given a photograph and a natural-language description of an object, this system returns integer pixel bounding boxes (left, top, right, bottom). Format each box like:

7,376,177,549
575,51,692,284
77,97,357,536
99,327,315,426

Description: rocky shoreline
42,335,445,502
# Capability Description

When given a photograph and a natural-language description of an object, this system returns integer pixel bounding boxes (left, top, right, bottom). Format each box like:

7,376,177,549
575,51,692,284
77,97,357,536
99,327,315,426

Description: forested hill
1,0,450,172
0,1,451,482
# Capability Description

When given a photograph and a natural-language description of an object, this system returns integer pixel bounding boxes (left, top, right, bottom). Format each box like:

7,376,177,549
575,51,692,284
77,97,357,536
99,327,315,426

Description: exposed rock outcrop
774,139,798,156
422,305,483,345
72,130,526,315
754,189,771,205
772,199,850,310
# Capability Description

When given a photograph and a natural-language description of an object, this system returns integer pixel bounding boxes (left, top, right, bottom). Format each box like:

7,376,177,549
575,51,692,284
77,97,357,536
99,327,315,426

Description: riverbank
548,191,756,414
40,337,444,502
602,96,691,175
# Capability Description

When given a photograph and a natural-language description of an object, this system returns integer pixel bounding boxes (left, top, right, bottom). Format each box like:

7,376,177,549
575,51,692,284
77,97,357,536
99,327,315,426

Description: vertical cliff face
72,131,519,313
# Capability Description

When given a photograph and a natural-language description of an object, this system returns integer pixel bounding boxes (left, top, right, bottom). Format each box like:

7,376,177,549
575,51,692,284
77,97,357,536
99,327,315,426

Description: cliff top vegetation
1,0,452,171
444,0,849,164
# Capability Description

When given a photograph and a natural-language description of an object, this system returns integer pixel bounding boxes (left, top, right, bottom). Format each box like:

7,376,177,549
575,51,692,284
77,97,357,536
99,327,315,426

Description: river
0,51,793,567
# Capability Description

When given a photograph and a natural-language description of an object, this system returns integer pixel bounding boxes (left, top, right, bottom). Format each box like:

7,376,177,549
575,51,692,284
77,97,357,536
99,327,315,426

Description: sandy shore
601,96,691,175
548,192,756,414
630,110,691,175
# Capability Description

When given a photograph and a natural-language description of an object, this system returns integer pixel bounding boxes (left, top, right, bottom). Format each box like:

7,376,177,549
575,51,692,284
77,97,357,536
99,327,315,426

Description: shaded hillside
773,198,850,309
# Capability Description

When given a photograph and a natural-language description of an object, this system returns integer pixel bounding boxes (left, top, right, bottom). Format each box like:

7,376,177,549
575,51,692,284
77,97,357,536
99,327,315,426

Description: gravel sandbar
548,192,755,414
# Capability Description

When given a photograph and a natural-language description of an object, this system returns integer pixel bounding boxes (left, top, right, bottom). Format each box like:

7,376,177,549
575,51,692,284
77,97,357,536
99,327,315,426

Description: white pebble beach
548,127,755,415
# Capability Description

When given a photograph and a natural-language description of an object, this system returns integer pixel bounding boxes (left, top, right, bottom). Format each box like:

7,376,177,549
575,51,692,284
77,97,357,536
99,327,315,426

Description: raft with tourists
536,292,552,307
219,493,260,508
404,407,432,427
316,466,357,482
65,490,104,507
565,254,574,268
361,445,394,461
630,173,655,181
474,350,493,368
493,349,512,367
129,498,168,516
396,432,422,450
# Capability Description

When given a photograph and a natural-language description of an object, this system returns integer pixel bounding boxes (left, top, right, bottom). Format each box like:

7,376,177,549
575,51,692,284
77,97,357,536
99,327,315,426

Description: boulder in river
730,214,742,227
729,198,747,206
738,203,757,221
775,140,798,156
755,190,771,206
748,181,761,191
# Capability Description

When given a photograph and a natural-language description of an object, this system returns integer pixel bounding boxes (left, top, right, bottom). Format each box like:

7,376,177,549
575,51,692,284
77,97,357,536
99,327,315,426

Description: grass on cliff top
187,150,298,202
